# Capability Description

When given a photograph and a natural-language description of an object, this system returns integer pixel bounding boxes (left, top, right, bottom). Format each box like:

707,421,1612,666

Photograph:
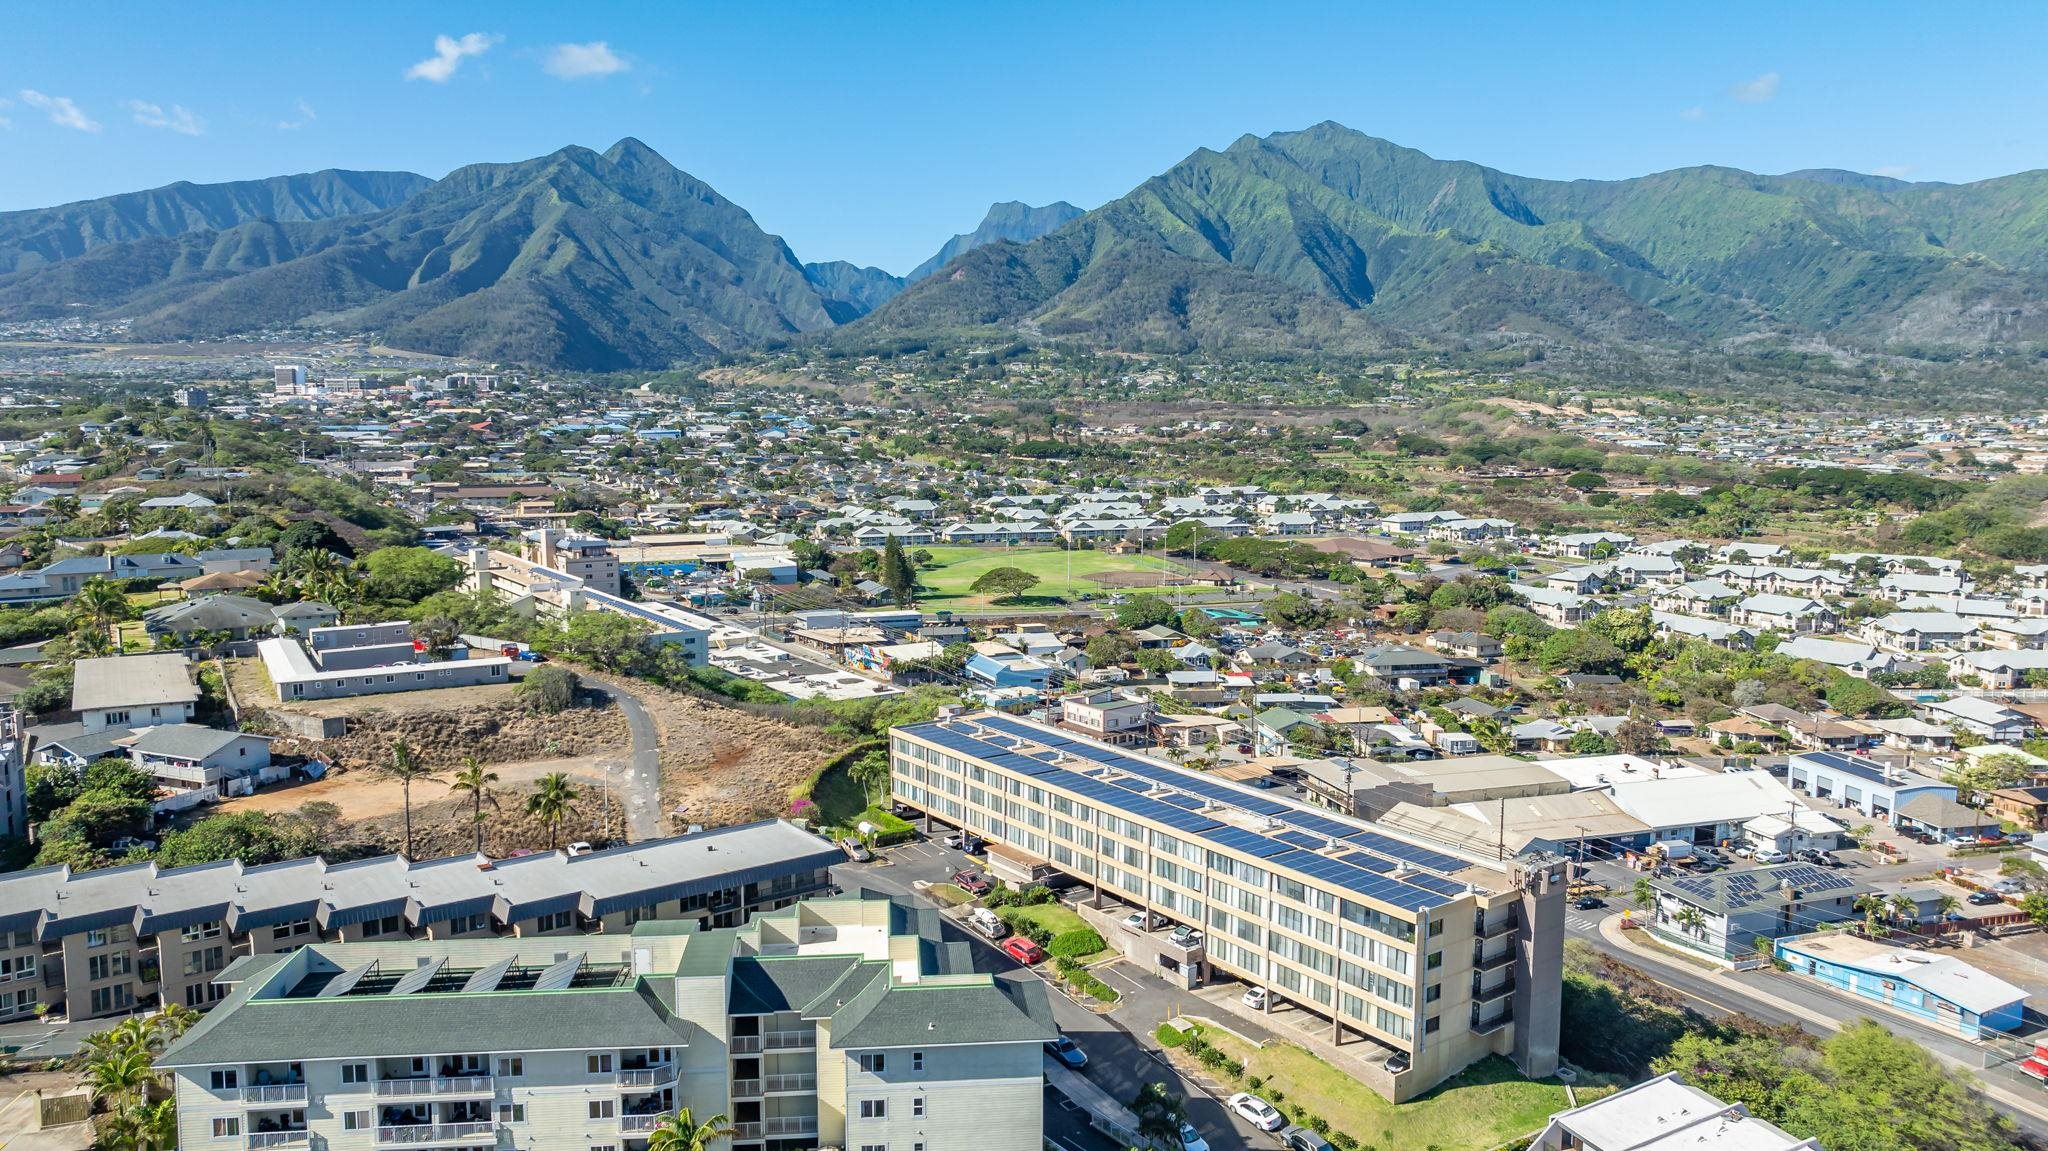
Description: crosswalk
1566,914,1604,934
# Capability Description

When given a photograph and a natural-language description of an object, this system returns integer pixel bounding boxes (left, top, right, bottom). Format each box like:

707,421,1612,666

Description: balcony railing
1472,971,1516,1001
1473,947,1515,972
373,1075,493,1098
729,1035,764,1054
761,1030,814,1050
763,1072,816,1093
239,1084,308,1105
732,1115,819,1139
615,1065,678,1088
730,1078,763,1098
1471,1005,1513,1034
621,1113,668,1133
1477,915,1518,941
246,1132,310,1149
374,1121,496,1146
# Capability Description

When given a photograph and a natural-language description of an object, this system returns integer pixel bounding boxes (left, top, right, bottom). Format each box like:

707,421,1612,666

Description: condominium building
159,891,1055,1151
889,711,1565,1101
0,820,838,1026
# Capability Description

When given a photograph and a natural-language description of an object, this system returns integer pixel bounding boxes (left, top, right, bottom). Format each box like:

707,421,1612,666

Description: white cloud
277,100,318,130
126,100,205,136
543,41,629,79
1872,165,1913,179
18,89,100,132
1678,106,1706,121
406,32,501,82
1728,72,1780,103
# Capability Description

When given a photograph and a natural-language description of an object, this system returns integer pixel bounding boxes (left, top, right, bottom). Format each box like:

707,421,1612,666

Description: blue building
964,644,1053,690
1776,932,2026,1038
1786,751,1955,825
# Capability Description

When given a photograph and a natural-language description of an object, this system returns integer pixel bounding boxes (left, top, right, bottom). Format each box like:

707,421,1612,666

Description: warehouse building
1786,751,1956,824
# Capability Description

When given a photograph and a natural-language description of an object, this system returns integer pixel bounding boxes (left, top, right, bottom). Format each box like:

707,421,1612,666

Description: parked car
1228,1093,1285,1132
565,841,594,857
1279,1126,1335,1151
1730,843,1756,858
1167,925,1203,949
1574,895,1604,910
1241,986,1268,1010
1751,848,1788,864
1385,1052,1411,1074
952,869,992,895
1178,1122,1211,1151
1968,890,2006,906
941,831,982,852
1045,1034,1087,1069
1122,910,1163,931
970,907,1008,940
1001,936,1046,965
839,837,872,863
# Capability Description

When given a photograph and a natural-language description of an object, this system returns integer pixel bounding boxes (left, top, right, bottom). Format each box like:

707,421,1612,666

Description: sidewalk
1597,913,2048,1127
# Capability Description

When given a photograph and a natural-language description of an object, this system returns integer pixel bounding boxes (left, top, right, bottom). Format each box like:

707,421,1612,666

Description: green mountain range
5,123,2048,368
861,122,2048,355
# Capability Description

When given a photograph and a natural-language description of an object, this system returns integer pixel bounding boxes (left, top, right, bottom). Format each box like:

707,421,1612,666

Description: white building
1531,1071,1821,1151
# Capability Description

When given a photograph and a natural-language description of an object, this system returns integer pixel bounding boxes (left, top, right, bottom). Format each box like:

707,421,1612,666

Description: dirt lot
225,657,534,718
1949,930,2048,1012
631,681,850,828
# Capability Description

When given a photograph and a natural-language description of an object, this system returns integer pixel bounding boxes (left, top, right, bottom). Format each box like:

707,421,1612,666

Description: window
209,1069,239,1091
588,1100,616,1119
181,921,222,942
587,1053,614,1074
910,1051,924,1071
211,1118,240,1138
497,1104,527,1123
859,1052,887,1073
270,920,311,941
1426,951,1443,970
859,1099,887,1118
1425,1015,1441,1034
861,1146,888,1151
86,929,108,948
1425,984,1441,1003
912,1097,926,1118
341,1063,369,1084
496,1057,523,1077
343,1112,372,1131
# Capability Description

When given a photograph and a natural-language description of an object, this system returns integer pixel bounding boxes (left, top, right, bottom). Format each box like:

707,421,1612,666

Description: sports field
914,545,1189,606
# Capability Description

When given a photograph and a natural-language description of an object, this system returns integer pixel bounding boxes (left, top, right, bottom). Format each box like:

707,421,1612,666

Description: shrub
1047,928,1105,959
1331,1135,1359,1151
1267,1089,1284,1105
1308,1115,1331,1135
1155,1024,1188,1048
1220,1058,1243,1078
1021,884,1057,905
1245,1075,1263,1090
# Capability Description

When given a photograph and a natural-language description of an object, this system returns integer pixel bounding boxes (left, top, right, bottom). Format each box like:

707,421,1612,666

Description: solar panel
461,955,517,994
1272,829,1334,851
388,956,446,996
1340,828,1469,876
533,953,585,991
1200,826,1294,859
1156,792,1204,810
317,960,378,998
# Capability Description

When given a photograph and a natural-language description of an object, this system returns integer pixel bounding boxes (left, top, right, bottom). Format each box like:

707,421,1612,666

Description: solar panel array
317,960,378,998
533,953,585,991
924,716,1491,912
1668,864,1854,911
388,956,446,996
461,954,516,994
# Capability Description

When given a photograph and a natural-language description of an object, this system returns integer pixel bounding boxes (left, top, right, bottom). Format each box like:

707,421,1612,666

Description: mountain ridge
907,200,1086,282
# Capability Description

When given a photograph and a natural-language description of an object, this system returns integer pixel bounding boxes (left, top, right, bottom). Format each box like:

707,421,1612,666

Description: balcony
761,1029,815,1051
763,1072,816,1093
1471,1005,1513,1035
373,1075,494,1099
729,1035,763,1054
615,1064,679,1088
374,1122,497,1146
1473,947,1515,973
238,1084,307,1106
730,1078,763,1099
731,1116,819,1140
1472,971,1516,1002
1476,915,1518,941
246,1133,309,1149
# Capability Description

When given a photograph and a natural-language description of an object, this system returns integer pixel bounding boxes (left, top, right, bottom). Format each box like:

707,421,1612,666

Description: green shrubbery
1047,928,1105,959
1051,957,1118,1003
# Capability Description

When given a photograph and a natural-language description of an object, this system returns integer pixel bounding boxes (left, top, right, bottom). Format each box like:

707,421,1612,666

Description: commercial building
890,711,1566,1101
1774,932,2025,1038
256,632,512,702
158,892,1053,1151
0,821,838,1024
1530,1072,1821,1151
1786,751,1956,824
1647,863,1870,960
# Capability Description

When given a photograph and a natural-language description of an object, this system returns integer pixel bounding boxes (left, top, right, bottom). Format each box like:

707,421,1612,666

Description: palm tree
446,757,500,855
149,1003,199,1050
1632,876,1656,909
645,1107,734,1151
127,1096,178,1151
1129,1081,1186,1145
1672,906,1707,940
1887,893,1919,927
71,576,131,651
1854,893,1890,937
84,1045,155,1106
526,772,581,851
1936,894,1962,921
412,615,460,660
381,740,437,858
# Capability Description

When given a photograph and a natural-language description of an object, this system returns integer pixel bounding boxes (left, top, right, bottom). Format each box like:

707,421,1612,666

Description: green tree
968,566,1041,602
878,534,917,606
1266,590,1333,630
1128,1081,1187,1145
535,611,654,674
69,577,133,651
526,772,581,850
381,739,436,858
446,758,501,855
359,546,464,605
1633,877,1657,909
1113,594,1176,629
154,810,320,867
848,749,891,808
645,1107,734,1151
515,664,580,713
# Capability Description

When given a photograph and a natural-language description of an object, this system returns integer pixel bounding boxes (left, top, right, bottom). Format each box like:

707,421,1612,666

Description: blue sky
2,1,2042,275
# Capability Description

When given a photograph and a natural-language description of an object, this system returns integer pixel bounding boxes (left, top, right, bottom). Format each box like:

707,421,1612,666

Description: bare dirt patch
252,697,628,775
631,682,850,828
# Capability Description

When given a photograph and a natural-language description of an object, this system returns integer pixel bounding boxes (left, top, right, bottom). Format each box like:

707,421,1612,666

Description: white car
1752,848,1788,864
565,841,594,857
1178,1122,1211,1151
1241,986,1269,1010
1122,910,1163,931
1729,843,1756,858
1229,1093,1285,1132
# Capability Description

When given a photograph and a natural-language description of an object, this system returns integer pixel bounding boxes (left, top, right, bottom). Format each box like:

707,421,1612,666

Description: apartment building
0,820,838,1025
889,711,1565,1101
159,892,1054,1151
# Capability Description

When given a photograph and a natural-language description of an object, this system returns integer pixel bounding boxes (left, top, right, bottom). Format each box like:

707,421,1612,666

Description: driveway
582,676,663,842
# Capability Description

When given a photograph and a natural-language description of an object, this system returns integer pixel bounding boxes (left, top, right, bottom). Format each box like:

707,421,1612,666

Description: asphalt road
582,676,663,842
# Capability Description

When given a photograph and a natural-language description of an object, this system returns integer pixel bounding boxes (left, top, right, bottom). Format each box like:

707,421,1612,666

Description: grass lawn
912,546,1188,607
1186,1024,1589,1151
808,755,876,830
926,884,974,906
999,901,1091,937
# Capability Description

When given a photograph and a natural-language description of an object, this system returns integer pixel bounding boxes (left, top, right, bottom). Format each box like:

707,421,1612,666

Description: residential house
71,654,200,732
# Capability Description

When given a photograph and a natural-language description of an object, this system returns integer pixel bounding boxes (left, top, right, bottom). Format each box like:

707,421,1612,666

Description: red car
952,869,992,895
1001,936,1046,965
